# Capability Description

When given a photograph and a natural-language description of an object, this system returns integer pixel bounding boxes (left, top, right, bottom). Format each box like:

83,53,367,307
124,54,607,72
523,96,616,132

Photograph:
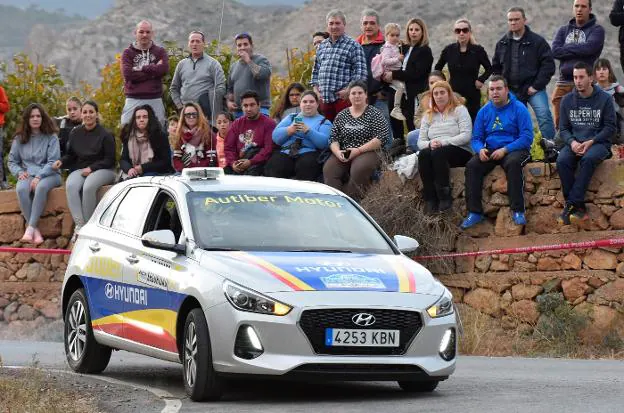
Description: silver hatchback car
61,168,457,401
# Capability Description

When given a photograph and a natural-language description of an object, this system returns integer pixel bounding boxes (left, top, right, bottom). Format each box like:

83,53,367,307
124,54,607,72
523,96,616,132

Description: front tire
398,380,439,393
183,308,224,401
64,288,112,373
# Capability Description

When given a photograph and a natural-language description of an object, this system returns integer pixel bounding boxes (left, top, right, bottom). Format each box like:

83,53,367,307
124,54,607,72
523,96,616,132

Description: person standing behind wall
356,9,388,119
0,84,10,189
551,0,605,129
609,0,624,76
55,97,82,158
121,20,169,127
311,9,368,122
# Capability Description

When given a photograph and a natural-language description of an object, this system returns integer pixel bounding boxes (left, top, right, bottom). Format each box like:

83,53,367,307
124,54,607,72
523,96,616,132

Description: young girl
55,97,82,157
379,23,406,121
594,58,624,155
214,112,233,168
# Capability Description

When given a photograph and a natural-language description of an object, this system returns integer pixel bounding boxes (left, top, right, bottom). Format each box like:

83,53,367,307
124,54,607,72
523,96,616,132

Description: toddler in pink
381,23,406,121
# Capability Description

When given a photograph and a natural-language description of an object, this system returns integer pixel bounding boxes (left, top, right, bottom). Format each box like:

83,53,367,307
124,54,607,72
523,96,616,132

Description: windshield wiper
285,248,354,253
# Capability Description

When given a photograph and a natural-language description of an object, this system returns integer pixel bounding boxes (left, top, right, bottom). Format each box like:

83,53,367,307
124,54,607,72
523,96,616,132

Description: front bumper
205,295,456,381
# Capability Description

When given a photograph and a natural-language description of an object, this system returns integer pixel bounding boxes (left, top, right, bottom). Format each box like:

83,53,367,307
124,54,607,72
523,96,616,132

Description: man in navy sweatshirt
461,75,533,230
551,0,605,129
556,62,617,225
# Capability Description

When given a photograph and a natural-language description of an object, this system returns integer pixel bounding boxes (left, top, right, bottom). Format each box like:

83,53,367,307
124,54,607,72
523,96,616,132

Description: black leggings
387,88,416,141
418,145,472,200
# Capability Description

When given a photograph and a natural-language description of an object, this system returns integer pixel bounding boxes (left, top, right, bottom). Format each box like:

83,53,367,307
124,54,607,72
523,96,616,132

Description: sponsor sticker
320,274,386,289
137,270,168,290
104,282,148,306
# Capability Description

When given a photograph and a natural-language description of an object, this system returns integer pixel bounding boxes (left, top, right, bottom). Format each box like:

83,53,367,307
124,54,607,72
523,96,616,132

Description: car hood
199,251,444,296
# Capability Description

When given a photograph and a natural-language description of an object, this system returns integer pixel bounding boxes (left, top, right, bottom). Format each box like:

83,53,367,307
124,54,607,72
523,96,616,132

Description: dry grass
0,366,99,413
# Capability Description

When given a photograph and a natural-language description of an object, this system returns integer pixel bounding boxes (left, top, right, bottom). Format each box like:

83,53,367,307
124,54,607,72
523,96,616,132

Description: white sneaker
390,107,406,121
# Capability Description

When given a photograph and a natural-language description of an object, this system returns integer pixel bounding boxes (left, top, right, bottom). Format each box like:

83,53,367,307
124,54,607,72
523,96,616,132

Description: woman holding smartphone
265,90,331,181
323,80,391,201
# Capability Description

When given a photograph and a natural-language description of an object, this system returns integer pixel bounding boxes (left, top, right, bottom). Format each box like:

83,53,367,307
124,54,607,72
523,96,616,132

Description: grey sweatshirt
170,53,226,116
8,133,61,179
227,54,272,108
417,105,473,153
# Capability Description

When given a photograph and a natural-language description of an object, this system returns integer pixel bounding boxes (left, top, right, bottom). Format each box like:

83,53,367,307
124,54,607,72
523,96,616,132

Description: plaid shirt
311,35,367,103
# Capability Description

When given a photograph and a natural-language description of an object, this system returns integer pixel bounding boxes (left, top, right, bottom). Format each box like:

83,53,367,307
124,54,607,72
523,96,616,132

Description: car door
102,185,158,341
121,190,185,354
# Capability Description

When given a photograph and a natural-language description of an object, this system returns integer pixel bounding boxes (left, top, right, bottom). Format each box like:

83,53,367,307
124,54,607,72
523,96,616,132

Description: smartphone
343,149,351,159
294,115,303,124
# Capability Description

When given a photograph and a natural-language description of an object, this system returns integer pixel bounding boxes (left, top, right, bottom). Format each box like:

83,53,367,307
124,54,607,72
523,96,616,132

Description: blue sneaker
512,211,527,226
461,213,485,230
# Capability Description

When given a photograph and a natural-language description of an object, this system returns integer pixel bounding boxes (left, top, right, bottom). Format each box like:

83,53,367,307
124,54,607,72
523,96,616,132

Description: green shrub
534,292,588,354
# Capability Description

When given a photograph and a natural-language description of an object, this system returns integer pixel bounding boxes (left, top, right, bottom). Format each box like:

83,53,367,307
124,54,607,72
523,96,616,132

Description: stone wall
412,159,624,342
0,188,75,340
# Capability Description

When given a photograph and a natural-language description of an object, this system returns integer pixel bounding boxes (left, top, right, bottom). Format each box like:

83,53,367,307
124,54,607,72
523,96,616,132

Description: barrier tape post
412,238,624,261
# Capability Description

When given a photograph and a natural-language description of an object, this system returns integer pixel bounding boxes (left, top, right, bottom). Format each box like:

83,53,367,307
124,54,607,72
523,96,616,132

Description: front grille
299,309,423,355
292,364,424,374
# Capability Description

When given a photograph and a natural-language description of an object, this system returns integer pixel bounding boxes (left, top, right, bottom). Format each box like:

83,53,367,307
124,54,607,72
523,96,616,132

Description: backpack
371,53,384,81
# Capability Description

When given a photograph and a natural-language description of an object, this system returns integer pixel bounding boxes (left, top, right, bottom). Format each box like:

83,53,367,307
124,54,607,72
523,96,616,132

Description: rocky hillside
27,0,622,86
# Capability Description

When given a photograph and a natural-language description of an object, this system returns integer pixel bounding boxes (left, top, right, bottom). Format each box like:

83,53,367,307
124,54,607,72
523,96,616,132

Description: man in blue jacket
551,0,605,129
461,75,533,230
557,62,617,225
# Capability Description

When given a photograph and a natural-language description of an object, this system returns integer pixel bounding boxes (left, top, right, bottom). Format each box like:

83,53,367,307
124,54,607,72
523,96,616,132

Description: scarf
128,131,154,166
180,127,205,165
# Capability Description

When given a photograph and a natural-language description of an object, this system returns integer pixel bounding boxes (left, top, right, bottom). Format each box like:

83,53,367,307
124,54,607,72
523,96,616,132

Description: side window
144,192,183,243
99,190,126,228
110,186,158,236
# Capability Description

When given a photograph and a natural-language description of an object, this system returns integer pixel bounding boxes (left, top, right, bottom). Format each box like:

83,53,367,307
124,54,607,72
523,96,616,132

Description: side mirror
394,235,419,254
142,230,185,254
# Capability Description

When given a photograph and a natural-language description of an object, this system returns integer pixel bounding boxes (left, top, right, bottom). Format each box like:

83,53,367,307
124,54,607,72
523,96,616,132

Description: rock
61,213,75,237
0,267,11,282
495,207,523,237
584,249,617,270
561,254,582,271
464,288,501,316
528,254,538,263
39,303,61,319
546,179,561,190
474,255,492,272
490,192,510,206
562,278,592,302
0,309,3,321
16,304,38,321
42,188,69,214
617,262,624,275
462,219,494,238
591,305,619,331
588,277,607,289
542,278,563,293
572,295,586,306
596,182,624,199
510,300,540,324
0,214,25,243
0,191,20,214
448,288,464,303
537,257,561,271
524,182,536,193
501,291,513,309
513,261,537,272
600,205,617,217
609,208,624,230
593,279,624,304
490,260,510,271
501,315,517,330
38,216,62,238
584,204,609,231
0,298,9,308
15,263,53,282
56,236,69,248
492,177,508,194
540,196,557,205
525,206,560,234
512,284,543,300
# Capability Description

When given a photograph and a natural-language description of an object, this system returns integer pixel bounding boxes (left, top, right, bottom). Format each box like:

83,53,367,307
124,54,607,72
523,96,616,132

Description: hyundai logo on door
352,313,376,327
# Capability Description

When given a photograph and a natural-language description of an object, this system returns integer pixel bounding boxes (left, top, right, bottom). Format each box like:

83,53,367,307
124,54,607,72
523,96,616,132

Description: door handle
126,254,139,264
89,242,100,253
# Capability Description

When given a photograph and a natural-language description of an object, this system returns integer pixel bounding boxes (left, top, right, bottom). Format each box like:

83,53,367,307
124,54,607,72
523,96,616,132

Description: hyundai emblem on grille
352,313,376,327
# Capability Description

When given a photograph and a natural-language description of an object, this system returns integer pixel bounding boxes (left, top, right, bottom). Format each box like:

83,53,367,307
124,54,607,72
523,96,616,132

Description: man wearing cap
226,33,272,118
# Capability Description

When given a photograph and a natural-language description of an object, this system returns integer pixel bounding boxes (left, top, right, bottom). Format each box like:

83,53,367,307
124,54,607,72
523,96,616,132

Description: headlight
223,281,292,316
426,290,454,318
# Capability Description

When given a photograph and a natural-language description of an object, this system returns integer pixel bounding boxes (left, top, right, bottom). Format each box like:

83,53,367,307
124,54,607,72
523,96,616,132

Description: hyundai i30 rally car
61,167,457,401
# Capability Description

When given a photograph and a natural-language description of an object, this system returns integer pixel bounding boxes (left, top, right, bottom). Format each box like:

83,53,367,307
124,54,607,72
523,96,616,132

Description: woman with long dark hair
435,18,492,122
382,18,433,144
53,100,116,238
119,104,173,179
9,103,61,244
272,82,305,122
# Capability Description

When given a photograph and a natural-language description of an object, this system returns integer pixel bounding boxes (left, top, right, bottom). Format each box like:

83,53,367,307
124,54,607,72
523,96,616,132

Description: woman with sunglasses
172,103,217,172
435,18,492,123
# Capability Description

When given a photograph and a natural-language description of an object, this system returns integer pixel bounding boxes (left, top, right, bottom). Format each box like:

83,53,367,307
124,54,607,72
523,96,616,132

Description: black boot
424,199,439,215
435,184,453,212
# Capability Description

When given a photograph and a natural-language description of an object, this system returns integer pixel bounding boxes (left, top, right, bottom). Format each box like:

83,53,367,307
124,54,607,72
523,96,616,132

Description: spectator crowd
2,0,624,243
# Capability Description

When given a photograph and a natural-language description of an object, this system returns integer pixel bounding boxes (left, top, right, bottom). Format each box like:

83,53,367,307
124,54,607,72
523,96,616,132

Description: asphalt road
1,341,623,413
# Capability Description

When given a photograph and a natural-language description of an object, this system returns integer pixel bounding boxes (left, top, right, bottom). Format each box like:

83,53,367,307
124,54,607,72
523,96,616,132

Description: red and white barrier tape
412,237,624,261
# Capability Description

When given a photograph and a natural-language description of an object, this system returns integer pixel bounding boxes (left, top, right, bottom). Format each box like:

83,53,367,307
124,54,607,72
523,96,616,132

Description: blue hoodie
560,85,617,147
272,113,332,155
551,14,605,82
471,93,534,153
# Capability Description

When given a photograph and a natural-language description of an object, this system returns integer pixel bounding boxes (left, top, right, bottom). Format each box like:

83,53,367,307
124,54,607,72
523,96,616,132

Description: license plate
325,328,400,347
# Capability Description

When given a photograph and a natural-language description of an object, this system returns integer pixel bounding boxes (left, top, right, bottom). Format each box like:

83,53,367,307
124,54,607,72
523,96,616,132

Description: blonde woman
172,102,216,171
417,81,473,213
435,18,491,122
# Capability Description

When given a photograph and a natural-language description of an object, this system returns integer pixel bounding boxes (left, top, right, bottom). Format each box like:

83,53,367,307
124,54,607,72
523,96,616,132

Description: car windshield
187,191,395,254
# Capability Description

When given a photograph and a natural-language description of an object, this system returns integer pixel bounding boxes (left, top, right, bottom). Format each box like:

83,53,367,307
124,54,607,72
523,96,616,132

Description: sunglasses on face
454,27,470,34
184,112,199,118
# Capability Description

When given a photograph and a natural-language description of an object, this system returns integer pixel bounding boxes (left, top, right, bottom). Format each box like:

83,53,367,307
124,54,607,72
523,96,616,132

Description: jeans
16,174,62,227
465,149,530,214
556,143,611,207
551,84,574,130
526,90,556,140
406,129,420,152
372,98,392,149
264,151,322,181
